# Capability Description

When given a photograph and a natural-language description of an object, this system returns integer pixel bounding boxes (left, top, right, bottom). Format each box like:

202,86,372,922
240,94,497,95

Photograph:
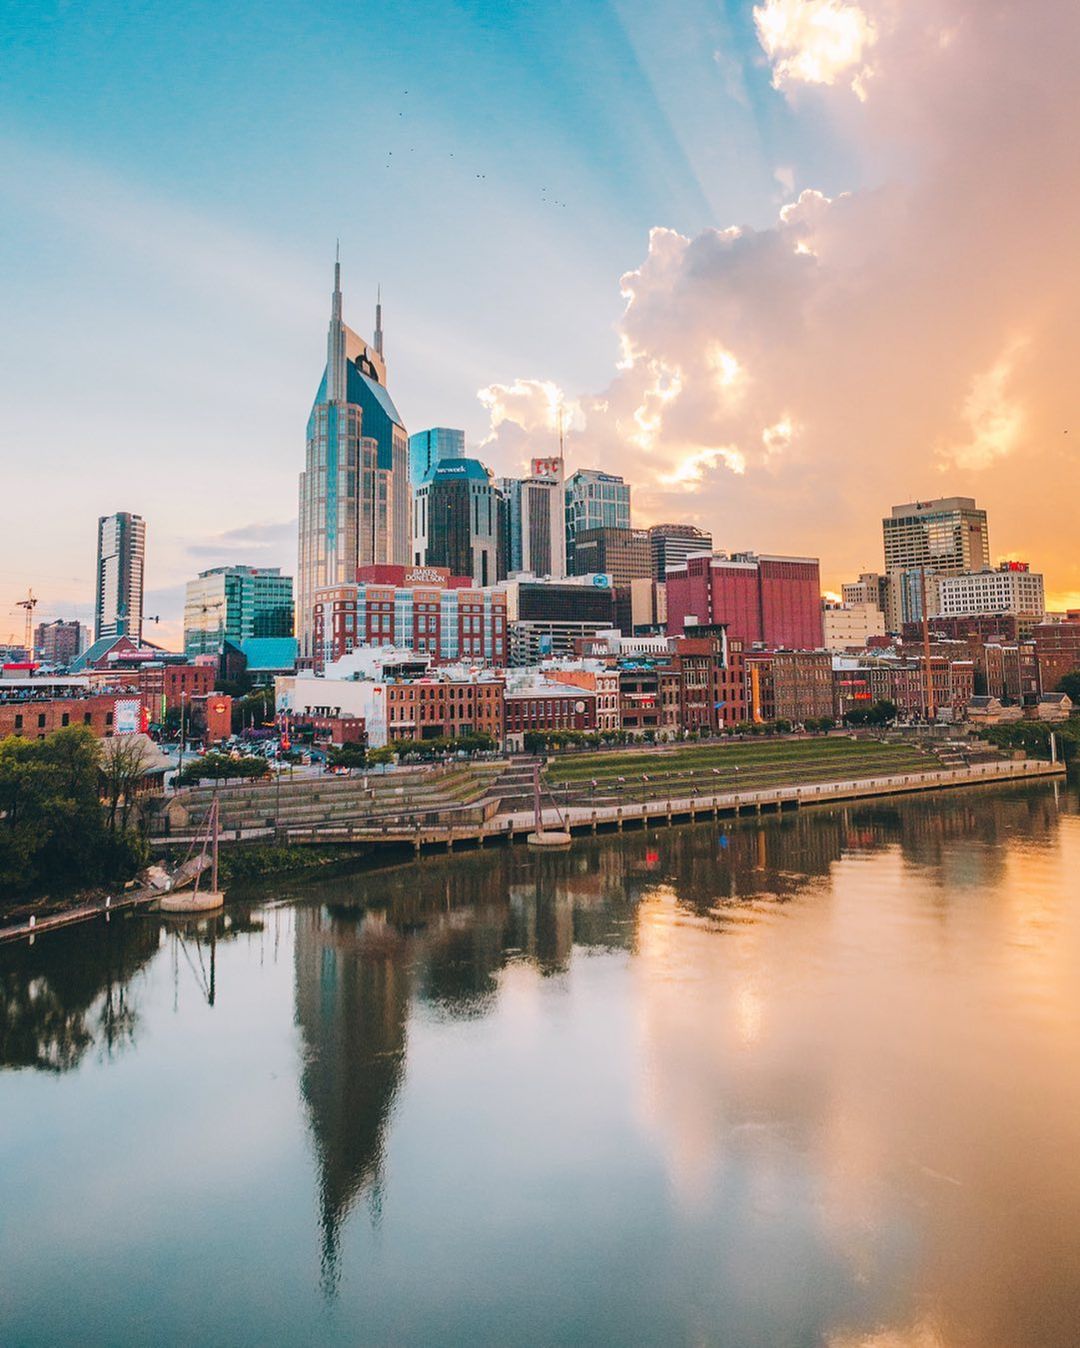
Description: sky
2,0,1078,649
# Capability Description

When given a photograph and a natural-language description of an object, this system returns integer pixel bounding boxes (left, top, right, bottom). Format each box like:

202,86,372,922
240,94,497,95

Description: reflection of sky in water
1,784,1079,1347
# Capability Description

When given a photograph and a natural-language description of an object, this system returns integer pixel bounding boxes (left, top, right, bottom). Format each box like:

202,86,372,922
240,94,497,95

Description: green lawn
544,737,938,800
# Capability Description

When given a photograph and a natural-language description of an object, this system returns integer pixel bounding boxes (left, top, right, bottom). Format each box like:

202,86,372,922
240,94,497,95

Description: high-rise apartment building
571,527,652,585
95,511,145,643
183,566,295,658
564,469,630,570
34,619,85,666
408,427,465,488
297,259,410,660
413,458,506,587
648,523,713,581
666,552,824,649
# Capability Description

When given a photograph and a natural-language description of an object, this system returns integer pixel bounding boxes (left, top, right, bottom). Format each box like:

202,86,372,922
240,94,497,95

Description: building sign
531,457,563,480
404,567,449,587
113,698,141,735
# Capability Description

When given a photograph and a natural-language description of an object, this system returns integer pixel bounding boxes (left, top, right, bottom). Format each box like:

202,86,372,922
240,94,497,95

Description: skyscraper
882,496,990,629
408,427,465,488
95,511,145,643
882,497,990,574
183,566,294,658
297,258,410,660
413,458,506,587
495,477,523,574
564,469,631,570
519,457,567,578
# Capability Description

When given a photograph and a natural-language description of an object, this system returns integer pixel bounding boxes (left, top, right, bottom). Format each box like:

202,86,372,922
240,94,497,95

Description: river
2,781,1079,1347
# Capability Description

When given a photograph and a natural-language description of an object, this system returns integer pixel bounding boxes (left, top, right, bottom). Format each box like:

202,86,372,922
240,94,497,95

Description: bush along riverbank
0,727,147,908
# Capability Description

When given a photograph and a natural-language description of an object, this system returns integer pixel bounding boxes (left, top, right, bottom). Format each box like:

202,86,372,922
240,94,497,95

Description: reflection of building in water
849,786,1063,894
0,916,162,1071
293,905,411,1292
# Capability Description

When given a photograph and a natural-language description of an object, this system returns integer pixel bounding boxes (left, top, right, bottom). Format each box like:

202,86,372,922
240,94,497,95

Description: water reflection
0,918,160,1071
0,908,264,1071
2,782,1079,1346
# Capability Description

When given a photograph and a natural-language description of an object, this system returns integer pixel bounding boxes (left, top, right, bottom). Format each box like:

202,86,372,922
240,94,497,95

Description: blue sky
1,0,866,639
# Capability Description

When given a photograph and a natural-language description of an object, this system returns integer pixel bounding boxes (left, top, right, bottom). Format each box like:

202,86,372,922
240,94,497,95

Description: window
38,713,46,728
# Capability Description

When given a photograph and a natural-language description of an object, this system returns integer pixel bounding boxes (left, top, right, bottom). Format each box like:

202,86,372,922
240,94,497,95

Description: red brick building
0,693,122,740
666,552,823,650
384,677,505,743
314,566,508,668
84,663,215,719
1032,617,1080,693
504,684,596,748
745,650,835,724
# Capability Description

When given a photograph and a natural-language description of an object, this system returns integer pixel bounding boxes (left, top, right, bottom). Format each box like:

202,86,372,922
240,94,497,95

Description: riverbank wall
255,756,1065,853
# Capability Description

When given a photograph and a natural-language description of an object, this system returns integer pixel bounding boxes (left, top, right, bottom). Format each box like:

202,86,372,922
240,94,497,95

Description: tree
1056,671,1080,703
0,727,145,901
328,743,367,771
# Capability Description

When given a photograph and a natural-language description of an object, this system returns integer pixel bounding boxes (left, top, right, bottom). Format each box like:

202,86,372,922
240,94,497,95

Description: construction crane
16,590,37,659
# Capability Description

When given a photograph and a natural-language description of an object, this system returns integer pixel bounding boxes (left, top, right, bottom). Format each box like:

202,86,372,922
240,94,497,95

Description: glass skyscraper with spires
297,260,410,661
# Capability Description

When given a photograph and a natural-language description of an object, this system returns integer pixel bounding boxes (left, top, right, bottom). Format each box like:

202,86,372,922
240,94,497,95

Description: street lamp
176,691,188,788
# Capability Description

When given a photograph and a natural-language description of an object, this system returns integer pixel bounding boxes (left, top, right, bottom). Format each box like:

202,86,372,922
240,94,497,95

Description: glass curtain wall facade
297,259,410,660
183,566,294,658
408,428,465,489
565,470,630,571
95,511,145,643
413,459,506,587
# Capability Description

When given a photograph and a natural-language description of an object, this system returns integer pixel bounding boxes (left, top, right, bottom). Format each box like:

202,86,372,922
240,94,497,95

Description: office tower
297,257,410,660
34,619,84,666
183,566,295,658
519,457,566,578
564,469,630,571
95,512,145,643
882,497,991,629
841,571,889,612
495,477,523,574
408,427,465,488
666,551,823,649
571,527,652,585
648,523,713,581
882,497,990,574
412,458,506,587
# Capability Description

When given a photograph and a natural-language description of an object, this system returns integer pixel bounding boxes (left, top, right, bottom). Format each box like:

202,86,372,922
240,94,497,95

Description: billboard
113,698,141,736
530,457,563,480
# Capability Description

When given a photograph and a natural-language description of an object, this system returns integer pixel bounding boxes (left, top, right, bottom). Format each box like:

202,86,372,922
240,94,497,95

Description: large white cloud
478,0,1080,604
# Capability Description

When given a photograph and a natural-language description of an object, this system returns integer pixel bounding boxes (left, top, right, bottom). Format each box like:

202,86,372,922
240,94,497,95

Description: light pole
176,691,188,789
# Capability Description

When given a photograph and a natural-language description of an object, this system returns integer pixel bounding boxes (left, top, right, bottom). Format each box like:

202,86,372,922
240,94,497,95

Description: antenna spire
328,246,345,402
374,284,384,358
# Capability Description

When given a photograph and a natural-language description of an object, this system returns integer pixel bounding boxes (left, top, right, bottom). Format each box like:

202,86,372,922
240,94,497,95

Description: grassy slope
545,737,934,793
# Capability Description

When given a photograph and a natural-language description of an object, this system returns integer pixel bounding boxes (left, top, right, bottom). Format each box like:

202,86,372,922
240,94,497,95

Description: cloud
186,520,297,561
476,1,1080,604
753,0,877,99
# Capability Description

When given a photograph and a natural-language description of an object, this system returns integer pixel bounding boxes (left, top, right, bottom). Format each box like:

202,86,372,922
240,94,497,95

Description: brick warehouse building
313,564,507,668
1032,616,1080,693
666,552,823,650
0,692,123,740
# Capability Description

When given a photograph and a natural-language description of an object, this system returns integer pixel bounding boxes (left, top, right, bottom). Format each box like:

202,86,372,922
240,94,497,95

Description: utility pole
920,566,936,724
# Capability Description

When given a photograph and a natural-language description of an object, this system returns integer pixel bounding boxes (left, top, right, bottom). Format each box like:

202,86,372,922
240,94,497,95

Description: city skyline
4,0,1080,650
